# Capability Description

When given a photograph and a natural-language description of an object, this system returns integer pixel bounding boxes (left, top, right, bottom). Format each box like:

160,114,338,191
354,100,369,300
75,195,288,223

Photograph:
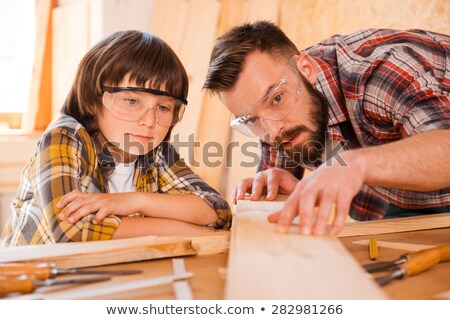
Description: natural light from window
0,1,36,114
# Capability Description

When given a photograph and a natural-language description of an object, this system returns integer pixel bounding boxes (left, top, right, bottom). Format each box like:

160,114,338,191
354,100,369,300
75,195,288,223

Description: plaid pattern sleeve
305,28,450,219
1,117,121,247
150,142,232,230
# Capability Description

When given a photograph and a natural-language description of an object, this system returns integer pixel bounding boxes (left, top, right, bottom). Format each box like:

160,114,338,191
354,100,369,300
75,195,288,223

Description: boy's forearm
132,193,218,225
111,217,216,239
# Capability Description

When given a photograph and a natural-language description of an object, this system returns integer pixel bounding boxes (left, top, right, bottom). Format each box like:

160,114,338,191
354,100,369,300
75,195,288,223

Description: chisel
363,243,450,273
373,244,450,286
0,275,110,297
0,263,142,280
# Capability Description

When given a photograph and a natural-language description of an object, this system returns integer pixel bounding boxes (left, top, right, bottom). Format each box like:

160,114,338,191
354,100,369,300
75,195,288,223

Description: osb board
225,210,386,299
279,0,450,49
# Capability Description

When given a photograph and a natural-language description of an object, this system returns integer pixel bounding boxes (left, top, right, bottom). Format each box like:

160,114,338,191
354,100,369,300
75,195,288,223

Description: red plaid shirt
259,29,450,220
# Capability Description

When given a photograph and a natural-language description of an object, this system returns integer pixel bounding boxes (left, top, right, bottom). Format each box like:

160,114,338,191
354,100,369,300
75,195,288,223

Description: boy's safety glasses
101,86,187,127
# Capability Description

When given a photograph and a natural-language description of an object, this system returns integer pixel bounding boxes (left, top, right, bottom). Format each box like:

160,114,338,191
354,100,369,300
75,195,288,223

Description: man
203,21,450,236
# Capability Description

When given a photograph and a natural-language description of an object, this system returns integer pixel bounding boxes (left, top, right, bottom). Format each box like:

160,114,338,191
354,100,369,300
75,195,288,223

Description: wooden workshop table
39,226,449,300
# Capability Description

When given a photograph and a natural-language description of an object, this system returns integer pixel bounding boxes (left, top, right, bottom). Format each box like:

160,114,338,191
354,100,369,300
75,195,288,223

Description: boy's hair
203,21,299,92
62,30,188,134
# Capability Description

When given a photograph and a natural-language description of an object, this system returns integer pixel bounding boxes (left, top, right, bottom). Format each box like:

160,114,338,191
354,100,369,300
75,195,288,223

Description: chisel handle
0,263,52,280
404,244,450,277
435,244,450,262
0,277,37,297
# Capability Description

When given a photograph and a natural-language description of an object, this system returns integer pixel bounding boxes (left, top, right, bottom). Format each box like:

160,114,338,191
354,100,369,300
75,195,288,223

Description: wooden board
0,232,230,269
339,213,450,238
224,0,280,201
149,0,222,175
237,199,450,238
225,210,386,299
52,1,89,117
22,0,56,131
352,240,436,252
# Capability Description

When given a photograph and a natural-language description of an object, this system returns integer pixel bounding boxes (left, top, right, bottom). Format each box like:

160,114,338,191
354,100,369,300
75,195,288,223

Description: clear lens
230,56,301,137
102,90,184,127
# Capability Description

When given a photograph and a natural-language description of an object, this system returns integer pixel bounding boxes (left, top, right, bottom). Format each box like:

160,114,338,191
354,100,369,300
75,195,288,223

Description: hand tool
0,262,142,280
370,244,450,286
0,275,110,297
363,243,450,273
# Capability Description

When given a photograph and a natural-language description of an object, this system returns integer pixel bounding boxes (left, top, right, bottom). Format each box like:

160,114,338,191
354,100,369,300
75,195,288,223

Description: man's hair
203,21,299,92
62,30,188,134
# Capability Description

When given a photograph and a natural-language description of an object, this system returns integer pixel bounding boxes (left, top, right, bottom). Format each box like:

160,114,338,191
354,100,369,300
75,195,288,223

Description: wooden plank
173,0,221,168
0,232,230,268
172,258,193,299
194,0,249,191
434,289,450,300
352,240,436,252
224,0,280,201
225,210,386,299
237,199,450,238
22,0,56,131
339,213,450,238
52,2,89,118
148,0,189,53
0,239,195,269
169,231,230,255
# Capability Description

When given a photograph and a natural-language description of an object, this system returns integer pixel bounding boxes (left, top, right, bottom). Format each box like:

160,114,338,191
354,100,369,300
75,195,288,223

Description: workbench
30,226,449,300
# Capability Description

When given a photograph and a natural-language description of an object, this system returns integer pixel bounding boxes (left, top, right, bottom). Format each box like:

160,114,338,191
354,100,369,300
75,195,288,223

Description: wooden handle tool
0,275,110,297
0,263,142,280
374,244,450,286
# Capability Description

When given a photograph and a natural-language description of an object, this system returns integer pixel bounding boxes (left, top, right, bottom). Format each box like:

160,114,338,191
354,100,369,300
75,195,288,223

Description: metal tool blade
57,268,142,276
363,255,408,273
41,275,111,287
374,268,405,286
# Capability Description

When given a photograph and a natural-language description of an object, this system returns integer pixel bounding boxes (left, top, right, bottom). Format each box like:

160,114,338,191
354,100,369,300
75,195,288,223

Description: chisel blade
56,268,142,276
374,268,405,286
41,275,111,287
363,255,408,273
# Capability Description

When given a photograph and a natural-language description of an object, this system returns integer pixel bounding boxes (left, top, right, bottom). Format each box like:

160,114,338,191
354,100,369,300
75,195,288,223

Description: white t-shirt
108,160,136,193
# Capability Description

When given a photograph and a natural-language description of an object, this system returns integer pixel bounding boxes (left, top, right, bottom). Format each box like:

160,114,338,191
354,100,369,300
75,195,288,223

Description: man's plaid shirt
259,28,450,220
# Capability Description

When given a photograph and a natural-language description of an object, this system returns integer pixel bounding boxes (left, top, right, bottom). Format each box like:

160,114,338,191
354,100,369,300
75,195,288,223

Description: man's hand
232,168,299,204
57,190,139,224
268,153,365,235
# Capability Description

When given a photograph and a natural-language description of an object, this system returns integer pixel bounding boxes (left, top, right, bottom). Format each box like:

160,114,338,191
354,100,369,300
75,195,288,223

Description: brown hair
62,30,188,135
203,21,299,92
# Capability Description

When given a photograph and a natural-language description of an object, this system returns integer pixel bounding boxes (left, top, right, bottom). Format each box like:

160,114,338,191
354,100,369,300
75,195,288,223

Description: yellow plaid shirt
1,115,231,247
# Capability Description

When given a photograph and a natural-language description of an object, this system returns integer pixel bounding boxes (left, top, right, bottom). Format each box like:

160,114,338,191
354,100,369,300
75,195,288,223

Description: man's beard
274,77,328,168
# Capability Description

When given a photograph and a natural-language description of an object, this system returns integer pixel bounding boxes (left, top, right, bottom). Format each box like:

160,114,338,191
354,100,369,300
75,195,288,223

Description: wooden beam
352,240,436,252
225,210,386,299
236,199,450,238
0,232,230,269
52,1,89,118
194,0,249,191
339,213,450,238
23,0,56,131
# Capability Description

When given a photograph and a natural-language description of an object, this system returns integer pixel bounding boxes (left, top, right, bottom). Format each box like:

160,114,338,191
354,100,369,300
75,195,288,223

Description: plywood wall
46,0,450,203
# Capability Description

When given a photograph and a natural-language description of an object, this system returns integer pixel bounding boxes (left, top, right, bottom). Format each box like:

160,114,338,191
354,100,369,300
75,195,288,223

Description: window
0,1,35,129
